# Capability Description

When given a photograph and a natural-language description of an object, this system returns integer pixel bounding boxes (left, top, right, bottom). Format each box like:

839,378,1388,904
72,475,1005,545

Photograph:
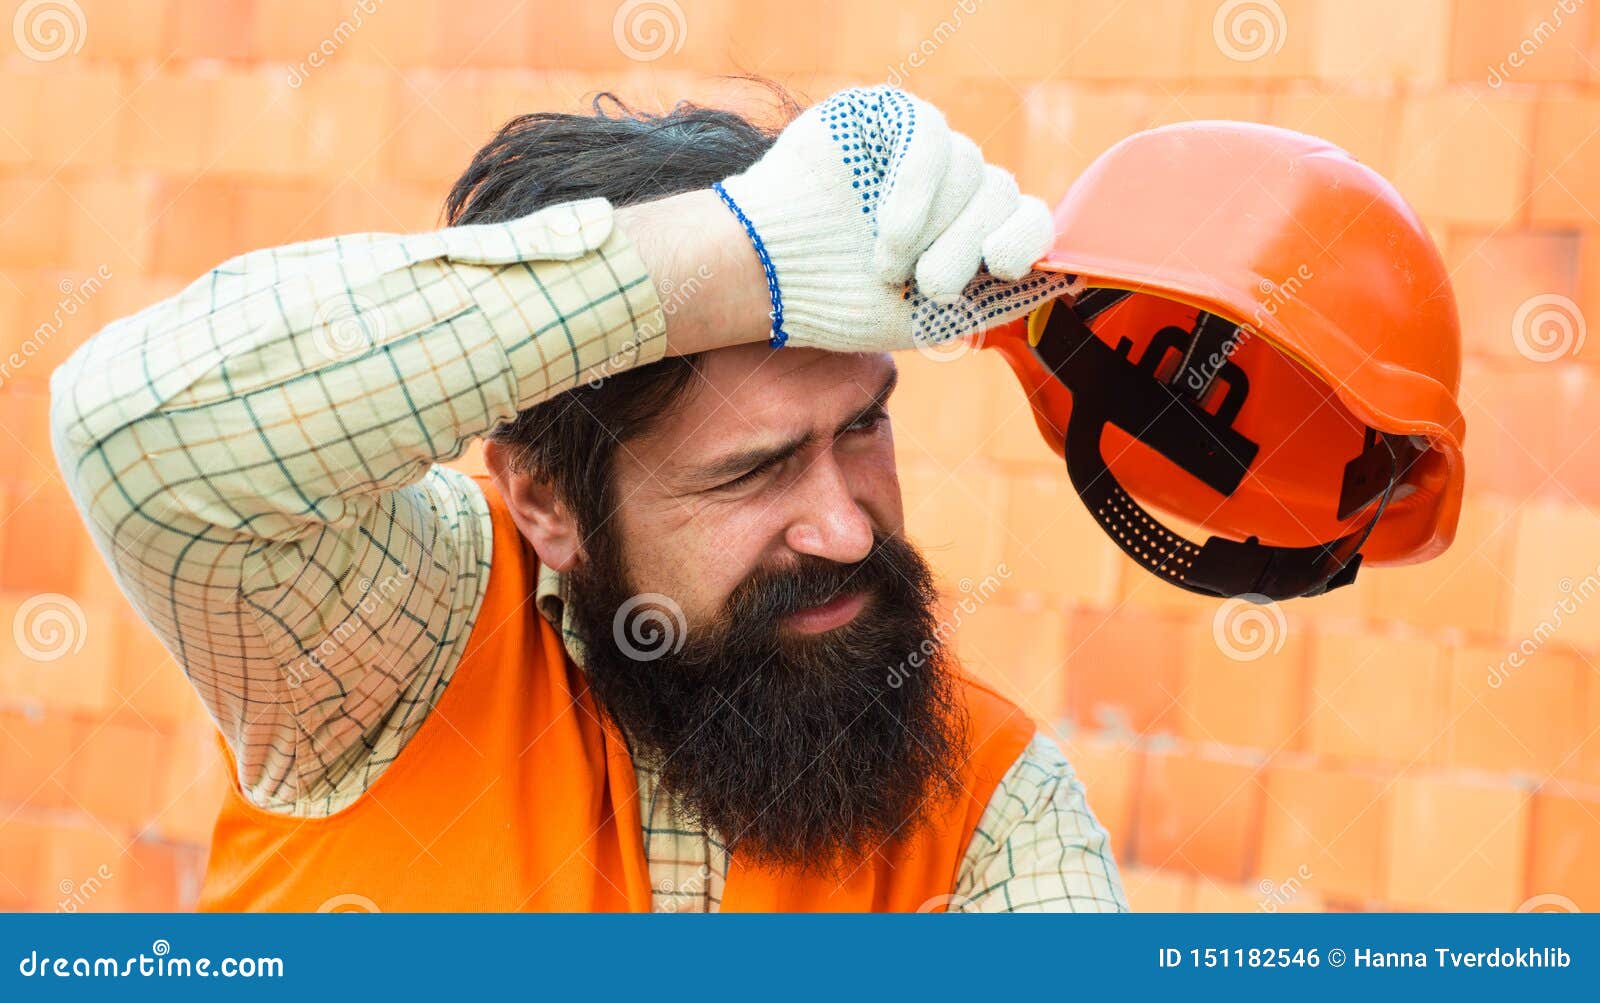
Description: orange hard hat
986,120,1465,602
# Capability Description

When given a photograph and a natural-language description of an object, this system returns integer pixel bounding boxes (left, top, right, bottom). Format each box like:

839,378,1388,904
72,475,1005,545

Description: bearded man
51,85,1126,912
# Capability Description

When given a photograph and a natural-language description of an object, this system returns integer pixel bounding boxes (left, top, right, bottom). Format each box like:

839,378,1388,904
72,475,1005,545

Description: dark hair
444,85,798,538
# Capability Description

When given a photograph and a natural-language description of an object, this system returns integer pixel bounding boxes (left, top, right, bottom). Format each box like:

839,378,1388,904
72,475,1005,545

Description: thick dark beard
566,531,968,877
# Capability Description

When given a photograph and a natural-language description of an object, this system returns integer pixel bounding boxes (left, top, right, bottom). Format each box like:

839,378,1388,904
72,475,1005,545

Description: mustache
682,534,922,657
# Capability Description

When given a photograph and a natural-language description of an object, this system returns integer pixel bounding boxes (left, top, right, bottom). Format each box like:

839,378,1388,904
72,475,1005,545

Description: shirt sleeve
49,198,666,816
953,730,1130,912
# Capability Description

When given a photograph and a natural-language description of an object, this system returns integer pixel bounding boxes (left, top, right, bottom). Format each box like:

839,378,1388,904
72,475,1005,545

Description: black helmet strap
1033,289,1414,603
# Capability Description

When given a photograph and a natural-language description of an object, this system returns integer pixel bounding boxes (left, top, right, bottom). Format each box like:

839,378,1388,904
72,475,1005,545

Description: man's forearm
615,188,771,356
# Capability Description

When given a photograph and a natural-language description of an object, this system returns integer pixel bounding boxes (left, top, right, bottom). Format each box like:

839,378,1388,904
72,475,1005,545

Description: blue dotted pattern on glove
823,87,916,230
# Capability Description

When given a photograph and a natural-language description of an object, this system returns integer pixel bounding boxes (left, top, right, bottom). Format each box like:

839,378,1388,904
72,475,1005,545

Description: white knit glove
714,85,1072,352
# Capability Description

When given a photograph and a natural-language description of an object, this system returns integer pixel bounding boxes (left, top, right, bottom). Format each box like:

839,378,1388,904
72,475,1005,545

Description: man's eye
719,463,771,491
847,407,889,434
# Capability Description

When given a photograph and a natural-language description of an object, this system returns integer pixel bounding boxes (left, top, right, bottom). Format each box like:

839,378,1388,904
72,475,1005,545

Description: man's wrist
614,189,771,356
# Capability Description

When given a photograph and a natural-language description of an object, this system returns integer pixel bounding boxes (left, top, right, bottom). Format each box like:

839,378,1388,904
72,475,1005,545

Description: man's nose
783,455,875,565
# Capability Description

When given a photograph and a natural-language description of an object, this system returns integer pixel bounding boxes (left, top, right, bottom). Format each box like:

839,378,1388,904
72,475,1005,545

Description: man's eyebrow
690,368,899,487
832,368,899,438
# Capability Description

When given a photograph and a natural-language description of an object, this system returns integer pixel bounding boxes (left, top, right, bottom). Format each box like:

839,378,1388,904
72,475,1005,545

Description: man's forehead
653,345,894,449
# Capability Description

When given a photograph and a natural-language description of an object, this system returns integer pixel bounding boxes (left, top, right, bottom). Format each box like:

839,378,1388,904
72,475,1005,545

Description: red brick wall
1,0,1597,912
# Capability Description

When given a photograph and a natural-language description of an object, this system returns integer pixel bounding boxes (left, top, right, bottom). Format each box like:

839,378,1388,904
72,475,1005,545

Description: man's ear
483,440,586,572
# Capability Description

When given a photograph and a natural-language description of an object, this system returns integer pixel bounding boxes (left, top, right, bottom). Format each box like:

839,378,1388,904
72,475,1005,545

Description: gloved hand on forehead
714,85,1071,352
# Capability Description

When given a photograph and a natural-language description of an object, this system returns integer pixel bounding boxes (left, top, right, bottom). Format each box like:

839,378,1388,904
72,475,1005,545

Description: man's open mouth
782,589,869,635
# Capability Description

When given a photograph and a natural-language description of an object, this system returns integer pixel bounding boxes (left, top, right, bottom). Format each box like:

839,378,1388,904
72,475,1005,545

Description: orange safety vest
198,477,1036,912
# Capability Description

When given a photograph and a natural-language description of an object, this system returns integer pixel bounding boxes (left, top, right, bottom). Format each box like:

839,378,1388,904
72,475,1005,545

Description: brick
1018,85,1268,205
112,615,207,730
124,838,205,911
72,0,172,63
1065,607,1188,736
1452,0,1596,86
1056,729,1142,856
0,593,117,715
1444,229,1581,362
1312,0,1450,81
60,176,155,277
1192,878,1320,913
429,0,537,69
899,457,1007,594
1459,360,1584,503
150,180,249,276
1266,87,1398,176
0,69,40,166
952,599,1067,723
1118,864,1193,912
61,720,164,827
1531,94,1600,226
211,69,307,177
0,709,81,812
889,350,1001,466
1361,497,1517,635
999,468,1121,606
1306,629,1447,765
33,65,125,170
1133,744,1264,881
1384,772,1530,910
0,387,55,486
323,0,435,67
1446,642,1586,779
1391,90,1533,226
1507,500,1600,648
253,0,342,63
152,727,228,843
0,479,86,594
383,72,497,185
168,0,258,62
1526,786,1600,911
0,177,69,269
0,815,130,911
124,71,220,172
1067,0,1191,81
292,66,392,183
1189,0,1316,81
1258,758,1389,903
1180,612,1308,752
